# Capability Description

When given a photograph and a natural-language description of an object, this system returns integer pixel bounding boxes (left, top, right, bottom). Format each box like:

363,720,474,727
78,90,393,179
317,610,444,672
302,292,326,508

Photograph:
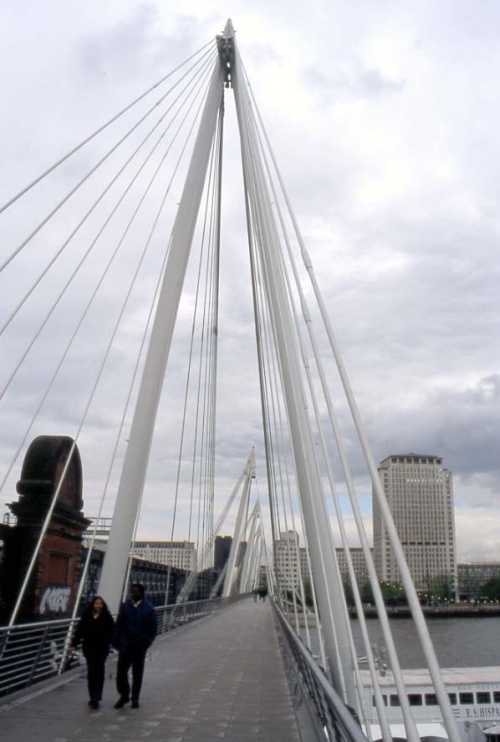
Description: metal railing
0,595,244,699
273,602,367,742
0,617,79,697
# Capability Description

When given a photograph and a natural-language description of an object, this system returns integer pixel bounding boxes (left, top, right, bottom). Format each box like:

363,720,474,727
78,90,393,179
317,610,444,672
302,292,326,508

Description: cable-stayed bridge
0,20,468,742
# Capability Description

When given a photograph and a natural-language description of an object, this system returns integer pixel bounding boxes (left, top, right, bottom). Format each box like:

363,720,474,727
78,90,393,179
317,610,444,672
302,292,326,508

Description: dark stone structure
4,436,90,622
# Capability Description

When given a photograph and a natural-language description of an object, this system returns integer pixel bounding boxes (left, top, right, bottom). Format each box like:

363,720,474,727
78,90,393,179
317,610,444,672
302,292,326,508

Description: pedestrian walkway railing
273,603,367,742
0,595,245,699
0,616,79,698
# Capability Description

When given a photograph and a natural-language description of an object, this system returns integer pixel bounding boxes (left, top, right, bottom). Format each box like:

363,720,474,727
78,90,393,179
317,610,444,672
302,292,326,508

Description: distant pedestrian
113,584,157,709
252,588,258,602
70,595,115,709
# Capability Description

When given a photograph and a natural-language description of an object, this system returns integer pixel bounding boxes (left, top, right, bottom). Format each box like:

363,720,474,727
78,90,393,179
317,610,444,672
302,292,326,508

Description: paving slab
0,599,315,741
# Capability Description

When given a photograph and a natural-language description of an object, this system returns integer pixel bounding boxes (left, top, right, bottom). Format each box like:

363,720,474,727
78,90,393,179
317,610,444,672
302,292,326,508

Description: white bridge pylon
81,19,459,740
0,16,463,739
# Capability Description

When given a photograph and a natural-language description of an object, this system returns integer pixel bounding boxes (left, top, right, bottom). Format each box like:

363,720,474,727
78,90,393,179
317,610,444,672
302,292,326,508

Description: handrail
0,595,245,699
272,602,368,742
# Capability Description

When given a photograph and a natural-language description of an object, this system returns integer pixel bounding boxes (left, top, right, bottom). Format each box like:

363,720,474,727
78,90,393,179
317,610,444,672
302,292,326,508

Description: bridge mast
98,33,228,614
228,22,357,706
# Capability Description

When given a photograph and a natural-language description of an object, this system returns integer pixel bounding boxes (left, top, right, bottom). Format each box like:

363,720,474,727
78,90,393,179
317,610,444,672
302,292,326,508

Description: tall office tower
214,535,233,572
373,454,457,593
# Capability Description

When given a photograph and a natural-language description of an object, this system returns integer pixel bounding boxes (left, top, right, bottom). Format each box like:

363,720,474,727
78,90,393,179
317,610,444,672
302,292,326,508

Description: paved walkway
0,599,313,742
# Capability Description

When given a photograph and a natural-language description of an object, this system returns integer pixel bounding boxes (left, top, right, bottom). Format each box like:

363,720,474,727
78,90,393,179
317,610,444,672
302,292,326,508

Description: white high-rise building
373,454,457,593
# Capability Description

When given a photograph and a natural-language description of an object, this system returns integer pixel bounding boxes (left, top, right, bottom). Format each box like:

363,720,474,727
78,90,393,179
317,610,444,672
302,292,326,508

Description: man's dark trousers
116,648,147,702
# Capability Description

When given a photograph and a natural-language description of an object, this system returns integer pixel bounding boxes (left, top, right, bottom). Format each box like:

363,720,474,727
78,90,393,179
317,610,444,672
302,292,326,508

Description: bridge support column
98,57,225,614
230,35,357,707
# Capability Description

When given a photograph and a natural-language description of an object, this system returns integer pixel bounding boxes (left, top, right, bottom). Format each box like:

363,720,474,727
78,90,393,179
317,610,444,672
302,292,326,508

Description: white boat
360,666,500,741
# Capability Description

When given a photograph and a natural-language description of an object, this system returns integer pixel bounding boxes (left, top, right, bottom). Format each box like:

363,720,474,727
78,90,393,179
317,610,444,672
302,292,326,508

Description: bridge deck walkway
0,599,308,742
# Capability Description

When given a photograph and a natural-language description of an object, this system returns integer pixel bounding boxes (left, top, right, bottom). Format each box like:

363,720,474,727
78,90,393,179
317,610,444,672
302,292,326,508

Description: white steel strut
229,23,356,707
98,50,226,614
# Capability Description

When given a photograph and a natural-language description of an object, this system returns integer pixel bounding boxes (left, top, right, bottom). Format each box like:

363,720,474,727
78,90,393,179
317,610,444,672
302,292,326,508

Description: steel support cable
242,144,287,600
248,239,283,591
0,46,217,277
169,108,221,586
235,65,351,703
266,332,313,649
238,102,306,613
266,210,389,740
254,247,301,629
185,117,221,545
246,74,442,742
0,40,215,216
279,265,376,737
203,128,222,569
263,331,303,631
0,59,216,402
198,156,221,569
247,219,283,567
138,114,222,602
245,76,456,742
70,236,173,631
0,79,210,498
207,119,223,567
256,256,323,662
0,51,217,339
255,129,381,740
309,281,450,739
237,115,284,599
12,202,172,627
251,105,397,737
197,158,219,569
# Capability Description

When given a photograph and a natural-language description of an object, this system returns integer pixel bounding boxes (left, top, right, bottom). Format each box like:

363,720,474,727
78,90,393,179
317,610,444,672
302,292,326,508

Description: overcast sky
0,1,499,562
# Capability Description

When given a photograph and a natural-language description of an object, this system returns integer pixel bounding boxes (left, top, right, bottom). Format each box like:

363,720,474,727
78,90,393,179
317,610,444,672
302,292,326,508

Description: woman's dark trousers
116,649,147,702
86,654,106,701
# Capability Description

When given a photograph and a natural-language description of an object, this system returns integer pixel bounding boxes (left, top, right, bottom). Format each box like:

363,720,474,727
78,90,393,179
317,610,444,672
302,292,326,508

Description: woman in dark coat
71,596,115,709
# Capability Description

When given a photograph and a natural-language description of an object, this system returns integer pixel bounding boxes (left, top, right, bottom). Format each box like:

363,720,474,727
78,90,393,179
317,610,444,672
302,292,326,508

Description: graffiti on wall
39,586,71,614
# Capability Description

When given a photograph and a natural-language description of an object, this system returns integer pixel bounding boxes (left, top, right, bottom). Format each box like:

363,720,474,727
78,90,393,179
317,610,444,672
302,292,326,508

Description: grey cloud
305,65,406,100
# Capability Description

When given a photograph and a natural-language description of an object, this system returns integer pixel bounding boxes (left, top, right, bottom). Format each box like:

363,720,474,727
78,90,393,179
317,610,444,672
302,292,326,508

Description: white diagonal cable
0,40,215,215
0,47,216,274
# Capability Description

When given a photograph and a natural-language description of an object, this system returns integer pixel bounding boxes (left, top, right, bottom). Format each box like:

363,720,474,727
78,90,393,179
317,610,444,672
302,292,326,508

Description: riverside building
131,540,197,570
276,531,372,588
373,454,457,593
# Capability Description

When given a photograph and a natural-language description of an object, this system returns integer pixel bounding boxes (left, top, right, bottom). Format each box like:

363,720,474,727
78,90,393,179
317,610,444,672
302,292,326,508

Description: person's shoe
114,698,129,709
131,700,140,709
90,700,99,709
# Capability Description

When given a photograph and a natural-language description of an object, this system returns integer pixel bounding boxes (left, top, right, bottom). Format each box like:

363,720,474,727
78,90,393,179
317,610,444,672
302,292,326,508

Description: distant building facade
275,531,372,589
336,547,371,586
131,541,197,571
373,454,457,593
214,535,232,572
458,562,500,600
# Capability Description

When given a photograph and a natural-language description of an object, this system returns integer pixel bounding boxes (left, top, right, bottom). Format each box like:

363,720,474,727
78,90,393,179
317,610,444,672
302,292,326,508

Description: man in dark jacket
113,583,157,709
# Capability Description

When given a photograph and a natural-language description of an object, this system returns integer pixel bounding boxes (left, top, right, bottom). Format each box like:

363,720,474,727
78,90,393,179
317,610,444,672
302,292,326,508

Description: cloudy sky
0,1,499,562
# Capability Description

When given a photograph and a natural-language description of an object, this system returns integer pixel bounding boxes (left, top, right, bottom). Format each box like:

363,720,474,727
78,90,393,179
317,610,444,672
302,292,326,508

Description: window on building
408,694,423,706
477,692,491,704
459,693,474,705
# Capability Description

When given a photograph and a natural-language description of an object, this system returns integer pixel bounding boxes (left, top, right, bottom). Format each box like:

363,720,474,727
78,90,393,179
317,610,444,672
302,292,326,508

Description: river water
307,616,500,668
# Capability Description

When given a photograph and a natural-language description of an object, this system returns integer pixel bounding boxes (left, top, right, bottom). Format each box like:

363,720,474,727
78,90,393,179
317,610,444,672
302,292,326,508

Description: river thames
308,616,500,668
